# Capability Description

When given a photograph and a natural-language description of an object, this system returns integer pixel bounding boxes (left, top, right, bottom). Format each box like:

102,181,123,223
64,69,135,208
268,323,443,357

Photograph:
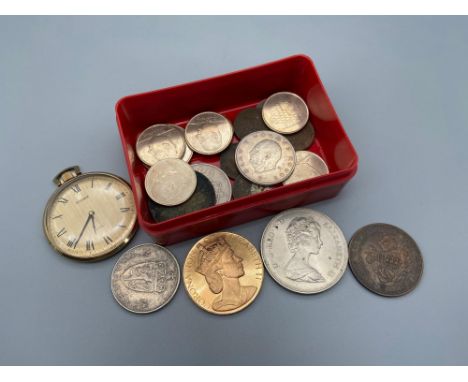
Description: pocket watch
43,166,138,261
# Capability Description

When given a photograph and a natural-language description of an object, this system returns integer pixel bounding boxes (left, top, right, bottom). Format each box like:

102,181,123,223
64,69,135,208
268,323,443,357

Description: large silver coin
235,130,296,186
261,208,348,294
136,124,186,166
185,112,233,155
111,243,180,314
145,158,197,206
262,92,309,134
174,126,193,162
283,151,329,185
191,163,232,204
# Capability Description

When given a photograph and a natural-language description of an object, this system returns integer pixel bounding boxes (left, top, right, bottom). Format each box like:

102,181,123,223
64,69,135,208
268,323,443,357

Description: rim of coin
283,151,329,185
145,158,197,206
174,125,193,162
136,124,186,167
184,111,234,155
111,243,180,314
260,208,348,294
191,163,232,204
348,223,424,297
262,91,309,134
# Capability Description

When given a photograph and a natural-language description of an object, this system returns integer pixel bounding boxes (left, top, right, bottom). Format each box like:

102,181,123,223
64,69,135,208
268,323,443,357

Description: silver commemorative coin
175,126,193,162
185,112,233,155
111,243,180,314
283,151,329,185
235,130,296,186
261,208,348,294
191,163,232,204
145,158,197,206
136,124,186,166
262,92,309,134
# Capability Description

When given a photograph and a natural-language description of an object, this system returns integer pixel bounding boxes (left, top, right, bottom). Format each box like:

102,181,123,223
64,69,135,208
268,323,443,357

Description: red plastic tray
115,55,358,245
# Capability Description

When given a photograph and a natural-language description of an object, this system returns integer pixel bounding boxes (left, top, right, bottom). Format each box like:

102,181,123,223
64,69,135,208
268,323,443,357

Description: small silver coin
261,208,348,294
262,92,309,134
185,112,233,155
175,126,193,162
111,243,180,314
235,130,296,186
191,163,232,204
145,158,197,206
136,124,186,166
283,151,329,185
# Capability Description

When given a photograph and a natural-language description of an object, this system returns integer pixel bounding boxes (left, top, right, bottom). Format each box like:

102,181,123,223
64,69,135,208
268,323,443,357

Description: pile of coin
111,208,423,315
136,91,330,222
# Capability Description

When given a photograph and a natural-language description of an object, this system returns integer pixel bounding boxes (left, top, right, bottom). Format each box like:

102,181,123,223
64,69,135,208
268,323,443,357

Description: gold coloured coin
183,232,264,315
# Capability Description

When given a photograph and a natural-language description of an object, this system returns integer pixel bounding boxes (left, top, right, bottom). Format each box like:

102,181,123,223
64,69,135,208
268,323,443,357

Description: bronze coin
284,121,315,150
219,143,240,179
233,107,269,140
232,175,271,199
348,223,423,297
148,172,216,222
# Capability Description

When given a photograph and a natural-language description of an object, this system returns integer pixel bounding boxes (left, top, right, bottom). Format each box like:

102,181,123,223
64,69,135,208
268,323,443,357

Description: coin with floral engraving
262,92,309,134
136,124,186,167
233,107,269,140
284,121,315,150
283,151,329,185
235,130,296,186
348,223,423,297
185,112,233,155
220,143,240,179
261,208,348,294
191,163,232,204
111,243,180,314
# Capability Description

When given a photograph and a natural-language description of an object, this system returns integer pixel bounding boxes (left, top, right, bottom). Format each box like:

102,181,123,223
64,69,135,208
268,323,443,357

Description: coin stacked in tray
137,91,330,222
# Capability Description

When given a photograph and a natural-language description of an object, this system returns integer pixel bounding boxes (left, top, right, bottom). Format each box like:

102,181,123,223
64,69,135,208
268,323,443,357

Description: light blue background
1,16,467,365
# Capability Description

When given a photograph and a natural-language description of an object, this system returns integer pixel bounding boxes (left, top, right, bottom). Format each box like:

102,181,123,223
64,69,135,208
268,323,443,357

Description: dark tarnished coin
148,172,216,222
284,121,315,150
219,143,240,179
233,108,269,140
232,175,271,199
348,223,423,297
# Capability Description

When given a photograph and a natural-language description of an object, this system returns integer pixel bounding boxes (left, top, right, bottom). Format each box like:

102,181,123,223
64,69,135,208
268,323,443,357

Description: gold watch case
43,166,138,261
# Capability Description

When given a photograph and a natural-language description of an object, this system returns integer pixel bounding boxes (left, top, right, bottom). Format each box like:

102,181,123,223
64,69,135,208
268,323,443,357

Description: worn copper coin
283,151,329,185
136,124,186,166
148,172,215,222
219,143,240,179
185,112,233,155
262,92,309,134
235,130,296,186
191,163,232,204
284,121,315,150
233,107,269,140
232,175,271,199
111,243,180,314
348,223,423,297
183,232,263,315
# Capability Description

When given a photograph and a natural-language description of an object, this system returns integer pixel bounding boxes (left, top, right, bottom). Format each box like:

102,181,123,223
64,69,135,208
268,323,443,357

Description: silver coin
283,151,329,185
111,243,180,314
136,124,186,166
262,92,309,134
235,130,296,186
174,126,193,162
145,158,197,206
185,112,233,155
261,208,348,294
191,163,232,204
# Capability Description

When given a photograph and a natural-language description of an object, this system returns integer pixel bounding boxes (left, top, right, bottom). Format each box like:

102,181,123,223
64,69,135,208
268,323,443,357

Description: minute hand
74,213,92,249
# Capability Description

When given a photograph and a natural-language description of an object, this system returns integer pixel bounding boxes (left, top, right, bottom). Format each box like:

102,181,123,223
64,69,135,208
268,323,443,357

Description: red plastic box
115,55,358,245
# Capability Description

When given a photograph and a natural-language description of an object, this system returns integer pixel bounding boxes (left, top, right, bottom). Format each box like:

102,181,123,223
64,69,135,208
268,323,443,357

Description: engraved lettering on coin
262,92,309,134
283,151,329,185
136,124,186,166
191,163,232,204
261,208,348,294
348,223,423,297
111,243,180,314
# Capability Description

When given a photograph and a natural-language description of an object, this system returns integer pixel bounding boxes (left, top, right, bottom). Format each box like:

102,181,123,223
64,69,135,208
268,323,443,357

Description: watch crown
53,166,81,186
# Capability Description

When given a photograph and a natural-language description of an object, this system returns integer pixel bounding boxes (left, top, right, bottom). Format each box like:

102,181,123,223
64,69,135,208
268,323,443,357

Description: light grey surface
0,16,467,365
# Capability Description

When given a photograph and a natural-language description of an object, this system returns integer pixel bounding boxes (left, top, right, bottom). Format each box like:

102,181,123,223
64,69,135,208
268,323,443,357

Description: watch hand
74,212,93,248
91,213,97,234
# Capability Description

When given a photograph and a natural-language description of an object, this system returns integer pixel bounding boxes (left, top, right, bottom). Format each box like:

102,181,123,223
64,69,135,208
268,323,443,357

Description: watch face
43,172,137,261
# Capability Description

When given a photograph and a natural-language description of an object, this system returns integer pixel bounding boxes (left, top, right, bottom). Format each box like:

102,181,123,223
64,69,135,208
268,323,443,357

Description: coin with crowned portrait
185,112,233,155
111,243,180,314
262,92,309,134
283,151,329,185
144,158,196,206
261,208,348,294
191,163,232,204
136,124,186,167
348,223,423,297
183,232,263,315
235,130,296,186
